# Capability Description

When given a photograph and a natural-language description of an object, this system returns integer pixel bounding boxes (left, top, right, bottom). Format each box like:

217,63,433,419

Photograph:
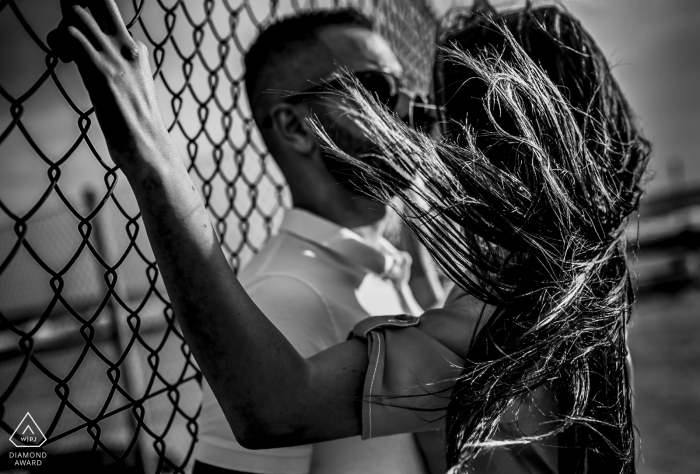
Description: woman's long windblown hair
310,5,649,474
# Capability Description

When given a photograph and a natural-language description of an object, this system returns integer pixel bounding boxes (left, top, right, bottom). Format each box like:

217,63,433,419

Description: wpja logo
8,412,48,467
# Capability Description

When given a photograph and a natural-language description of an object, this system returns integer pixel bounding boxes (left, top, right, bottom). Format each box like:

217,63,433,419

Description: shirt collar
279,208,407,278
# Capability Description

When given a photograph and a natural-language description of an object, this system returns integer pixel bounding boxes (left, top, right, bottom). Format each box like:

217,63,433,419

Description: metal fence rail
0,0,437,471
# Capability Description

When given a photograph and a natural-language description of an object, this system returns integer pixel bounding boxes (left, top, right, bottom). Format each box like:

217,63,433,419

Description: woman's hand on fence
47,0,174,176
47,1,368,448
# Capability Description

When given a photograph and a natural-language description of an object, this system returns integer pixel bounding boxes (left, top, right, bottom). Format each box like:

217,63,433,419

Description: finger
71,4,110,52
60,0,88,18
104,0,131,37
47,22,76,63
60,0,90,33
89,0,131,38
66,24,103,67
51,0,89,62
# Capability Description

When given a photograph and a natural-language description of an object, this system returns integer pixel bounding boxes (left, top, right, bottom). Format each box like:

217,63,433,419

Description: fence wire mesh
0,0,437,471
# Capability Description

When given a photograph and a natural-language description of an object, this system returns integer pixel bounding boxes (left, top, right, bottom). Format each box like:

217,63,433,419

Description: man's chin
346,186,387,204
321,143,413,200
333,171,405,202
345,192,389,221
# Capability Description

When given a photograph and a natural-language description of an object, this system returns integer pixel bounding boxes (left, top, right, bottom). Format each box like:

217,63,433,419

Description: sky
1,0,699,225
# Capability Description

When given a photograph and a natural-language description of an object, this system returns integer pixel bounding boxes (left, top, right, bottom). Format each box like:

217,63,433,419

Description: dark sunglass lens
356,73,398,108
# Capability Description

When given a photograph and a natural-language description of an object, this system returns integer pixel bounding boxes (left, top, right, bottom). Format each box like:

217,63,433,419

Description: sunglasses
285,69,402,110
268,70,440,132
405,94,441,133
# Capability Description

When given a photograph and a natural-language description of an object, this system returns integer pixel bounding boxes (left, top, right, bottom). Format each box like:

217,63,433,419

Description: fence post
83,188,154,473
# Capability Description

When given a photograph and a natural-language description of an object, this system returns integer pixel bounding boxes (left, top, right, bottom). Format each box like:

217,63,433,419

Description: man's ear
268,103,316,155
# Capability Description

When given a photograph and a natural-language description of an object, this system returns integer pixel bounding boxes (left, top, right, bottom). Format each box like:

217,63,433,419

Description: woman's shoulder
351,285,495,361
418,285,495,360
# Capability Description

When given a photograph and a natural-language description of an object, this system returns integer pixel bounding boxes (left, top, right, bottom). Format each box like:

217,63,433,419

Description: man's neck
294,196,387,250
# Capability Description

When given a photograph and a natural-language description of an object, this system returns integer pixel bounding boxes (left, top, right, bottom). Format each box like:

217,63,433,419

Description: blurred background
0,0,698,473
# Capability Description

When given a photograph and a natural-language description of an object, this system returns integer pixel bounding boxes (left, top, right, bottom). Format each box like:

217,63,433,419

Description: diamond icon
9,413,46,448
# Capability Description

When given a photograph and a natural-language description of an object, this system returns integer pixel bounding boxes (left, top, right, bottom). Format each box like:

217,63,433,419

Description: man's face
310,26,405,194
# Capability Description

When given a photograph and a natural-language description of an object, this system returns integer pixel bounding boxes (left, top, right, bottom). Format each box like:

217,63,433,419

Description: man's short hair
244,9,374,123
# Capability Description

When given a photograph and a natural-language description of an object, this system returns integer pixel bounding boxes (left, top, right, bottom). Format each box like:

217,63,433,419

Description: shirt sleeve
350,315,466,440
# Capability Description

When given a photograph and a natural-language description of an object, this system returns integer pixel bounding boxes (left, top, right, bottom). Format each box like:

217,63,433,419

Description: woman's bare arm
49,0,365,449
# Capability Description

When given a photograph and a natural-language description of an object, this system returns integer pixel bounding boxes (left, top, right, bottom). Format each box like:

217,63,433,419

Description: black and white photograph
0,0,698,473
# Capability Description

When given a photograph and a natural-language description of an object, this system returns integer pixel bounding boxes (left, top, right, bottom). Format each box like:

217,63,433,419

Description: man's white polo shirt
195,208,426,474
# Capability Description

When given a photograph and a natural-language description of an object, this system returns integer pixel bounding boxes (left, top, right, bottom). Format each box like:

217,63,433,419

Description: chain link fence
0,0,437,472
